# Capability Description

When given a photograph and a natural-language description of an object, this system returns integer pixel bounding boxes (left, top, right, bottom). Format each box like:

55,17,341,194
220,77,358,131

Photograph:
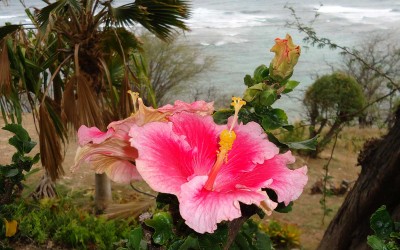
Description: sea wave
187,7,275,29
316,5,400,24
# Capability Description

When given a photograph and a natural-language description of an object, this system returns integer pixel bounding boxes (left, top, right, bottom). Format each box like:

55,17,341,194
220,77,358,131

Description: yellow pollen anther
229,97,246,132
127,90,139,114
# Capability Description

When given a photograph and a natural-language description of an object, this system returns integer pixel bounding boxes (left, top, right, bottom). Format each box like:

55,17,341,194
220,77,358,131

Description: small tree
340,36,400,127
304,72,365,156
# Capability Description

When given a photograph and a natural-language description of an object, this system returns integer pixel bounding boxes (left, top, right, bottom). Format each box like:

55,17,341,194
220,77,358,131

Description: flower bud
269,34,301,81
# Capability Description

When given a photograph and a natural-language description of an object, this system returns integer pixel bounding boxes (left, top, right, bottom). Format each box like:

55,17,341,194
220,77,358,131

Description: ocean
1,0,400,119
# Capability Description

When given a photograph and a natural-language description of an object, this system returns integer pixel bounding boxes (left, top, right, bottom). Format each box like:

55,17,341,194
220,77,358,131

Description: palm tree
0,0,190,210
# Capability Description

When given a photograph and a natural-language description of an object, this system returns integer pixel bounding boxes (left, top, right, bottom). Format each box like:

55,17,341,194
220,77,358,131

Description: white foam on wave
0,15,20,19
317,5,400,24
187,7,275,29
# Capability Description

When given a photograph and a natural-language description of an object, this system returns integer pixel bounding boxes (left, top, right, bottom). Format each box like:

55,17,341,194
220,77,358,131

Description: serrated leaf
282,80,300,94
243,82,265,102
22,141,37,154
145,212,173,245
370,205,394,239
285,135,319,150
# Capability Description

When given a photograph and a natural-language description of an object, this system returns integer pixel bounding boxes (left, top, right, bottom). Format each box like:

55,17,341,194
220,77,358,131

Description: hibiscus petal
168,112,223,176
235,151,308,205
130,122,195,195
77,125,114,146
72,139,140,183
179,176,267,234
158,100,214,116
213,121,280,191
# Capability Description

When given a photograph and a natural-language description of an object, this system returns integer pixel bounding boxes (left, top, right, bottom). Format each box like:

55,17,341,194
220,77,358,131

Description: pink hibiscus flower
72,96,214,184
130,98,308,233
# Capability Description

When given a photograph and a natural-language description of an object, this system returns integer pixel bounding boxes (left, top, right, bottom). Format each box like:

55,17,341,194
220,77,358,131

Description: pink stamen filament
204,148,229,191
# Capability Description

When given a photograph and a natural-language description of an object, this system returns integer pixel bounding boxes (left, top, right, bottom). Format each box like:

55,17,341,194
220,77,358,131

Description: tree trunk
94,173,112,212
317,107,400,250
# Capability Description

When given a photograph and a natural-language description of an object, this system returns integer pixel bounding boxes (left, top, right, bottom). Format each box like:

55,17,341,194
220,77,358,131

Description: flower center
204,97,246,191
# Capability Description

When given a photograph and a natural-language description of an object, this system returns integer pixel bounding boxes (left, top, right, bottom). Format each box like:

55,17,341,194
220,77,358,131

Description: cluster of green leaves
367,205,400,250
213,64,317,152
260,220,300,249
0,124,39,205
0,196,134,249
117,194,275,250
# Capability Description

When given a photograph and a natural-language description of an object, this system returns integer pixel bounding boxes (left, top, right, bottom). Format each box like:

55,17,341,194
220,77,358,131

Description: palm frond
0,25,22,41
36,0,81,28
0,40,11,96
100,28,142,58
111,0,190,40
39,103,65,181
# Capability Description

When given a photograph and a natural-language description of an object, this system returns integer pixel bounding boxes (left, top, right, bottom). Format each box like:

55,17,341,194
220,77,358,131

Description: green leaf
233,232,250,249
127,227,145,250
261,108,288,131
244,74,254,87
275,201,293,213
3,124,30,142
4,168,19,177
145,212,173,245
285,135,319,150
370,205,394,239
213,109,234,125
367,235,387,250
255,231,272,250
243,83,265,102
253,64,269,83
259,89,277,106
282,80,300,94
198,224,228,250
173,235,200,250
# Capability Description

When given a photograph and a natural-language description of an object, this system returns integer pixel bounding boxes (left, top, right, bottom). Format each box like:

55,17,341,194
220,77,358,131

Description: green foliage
0,197,133,249
304,72,365,120
261,220,301,249
231,220,272,250
117,208,274,250
0,124,39,205
367,205,400,250
304,71,366,156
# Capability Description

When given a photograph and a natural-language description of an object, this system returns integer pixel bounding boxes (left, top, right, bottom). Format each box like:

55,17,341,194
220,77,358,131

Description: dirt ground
0,114,385,250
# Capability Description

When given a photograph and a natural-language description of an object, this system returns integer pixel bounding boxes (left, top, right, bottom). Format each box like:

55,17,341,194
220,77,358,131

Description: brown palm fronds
39,104,65,181
0,40,11,96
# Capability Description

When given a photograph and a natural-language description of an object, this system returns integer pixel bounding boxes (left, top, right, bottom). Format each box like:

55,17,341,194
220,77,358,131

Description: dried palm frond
39,104,65,181
102,198,155,220
0,40,11,96
76,74,106,129
62,77,78,128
